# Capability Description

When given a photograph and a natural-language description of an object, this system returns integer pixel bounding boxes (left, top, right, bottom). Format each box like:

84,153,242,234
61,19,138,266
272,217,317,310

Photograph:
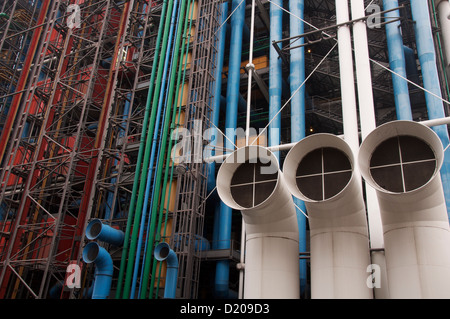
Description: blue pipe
154,242,178,299
85,219,125,247
410,0,450,218
289,0,308,296
269,0,283,161
208,2,228,193
82,242,114,299
403,45,420,85
131,0,181,298
215,0,245,299
383,0,413,120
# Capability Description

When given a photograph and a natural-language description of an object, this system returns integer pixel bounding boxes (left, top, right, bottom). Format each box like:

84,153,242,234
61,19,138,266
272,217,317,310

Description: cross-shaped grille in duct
230,160,278,208
295,147,352,201
369,135,437,193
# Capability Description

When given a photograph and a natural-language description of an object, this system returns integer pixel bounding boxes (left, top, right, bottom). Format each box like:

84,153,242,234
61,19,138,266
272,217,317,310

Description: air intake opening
295,147,352,201
369,135,437,193
230,159,278,208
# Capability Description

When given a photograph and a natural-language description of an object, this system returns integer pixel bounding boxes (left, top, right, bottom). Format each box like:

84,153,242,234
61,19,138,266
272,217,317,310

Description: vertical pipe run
116,0,169,299
383,0,413,120
336,1,359,156
410,0,450,219
82,242,114,299
215,0,245,299
289,0,307,295
269,0,283,160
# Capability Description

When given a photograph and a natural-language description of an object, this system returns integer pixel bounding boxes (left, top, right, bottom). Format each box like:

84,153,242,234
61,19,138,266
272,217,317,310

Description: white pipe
216,145,299,299
336,1,359,158
358,120,450,298
438,0,450,68
283,134,372,299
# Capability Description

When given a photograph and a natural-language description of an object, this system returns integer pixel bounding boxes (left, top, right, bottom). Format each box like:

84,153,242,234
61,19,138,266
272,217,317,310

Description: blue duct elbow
85,219,125,247
383,0,412,120
82,242,114,299
154,242,178,299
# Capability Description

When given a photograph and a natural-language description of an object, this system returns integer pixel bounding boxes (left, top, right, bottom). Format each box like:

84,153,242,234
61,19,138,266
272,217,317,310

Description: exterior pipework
410,0,450,219
384,0,413,120
85,219,125,247
130,0,181,298
358,120,450,298
283,134,372,299
82,242,114,299
289,0,308,295
216,146,299,299
215,0,245,299
154,242,179,299
142,0,188,299
268,0,283,160
116,0,169,299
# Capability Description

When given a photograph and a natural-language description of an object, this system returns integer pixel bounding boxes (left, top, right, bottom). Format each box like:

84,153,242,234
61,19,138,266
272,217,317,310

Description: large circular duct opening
369,135,437,193
229,159,279,208
83,242,99,263
86,219,102,240
295,147,352,201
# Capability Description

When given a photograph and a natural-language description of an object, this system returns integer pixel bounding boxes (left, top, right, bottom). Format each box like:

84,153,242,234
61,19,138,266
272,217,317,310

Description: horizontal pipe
85,219,125,247
82,242,113,299
205,117,450,163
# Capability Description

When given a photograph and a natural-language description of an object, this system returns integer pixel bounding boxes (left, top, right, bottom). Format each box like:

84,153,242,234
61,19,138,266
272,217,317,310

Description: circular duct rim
82,242,100,264
358,120,444,194
85,219,103,241
283,133,355,202
216,145,280,210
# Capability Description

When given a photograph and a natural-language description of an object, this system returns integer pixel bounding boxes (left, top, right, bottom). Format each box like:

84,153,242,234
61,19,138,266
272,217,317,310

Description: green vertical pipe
115,1,169,299
140,0,188,299
119,0,175,299
153,0,196,296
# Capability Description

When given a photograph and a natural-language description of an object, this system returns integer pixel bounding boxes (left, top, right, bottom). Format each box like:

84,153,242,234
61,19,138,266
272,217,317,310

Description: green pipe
0,13,9,19
115,0,170,299
153,0,196,297
140,0,188,299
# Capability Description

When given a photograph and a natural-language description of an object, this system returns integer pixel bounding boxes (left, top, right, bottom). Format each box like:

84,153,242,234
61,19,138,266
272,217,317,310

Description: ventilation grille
295,147,352,201
369,135,437,193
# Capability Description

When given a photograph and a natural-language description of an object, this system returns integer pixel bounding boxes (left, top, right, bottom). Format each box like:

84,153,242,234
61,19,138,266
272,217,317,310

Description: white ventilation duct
358,120,450,298
283,133,372,299
216,145,299,299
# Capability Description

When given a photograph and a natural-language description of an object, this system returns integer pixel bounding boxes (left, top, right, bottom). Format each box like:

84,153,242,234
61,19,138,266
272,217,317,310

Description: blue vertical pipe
383,0,413,120
215,0,245,299
289,0,307,295
269,0,283,160
410,0,450,218
130,0,181,298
